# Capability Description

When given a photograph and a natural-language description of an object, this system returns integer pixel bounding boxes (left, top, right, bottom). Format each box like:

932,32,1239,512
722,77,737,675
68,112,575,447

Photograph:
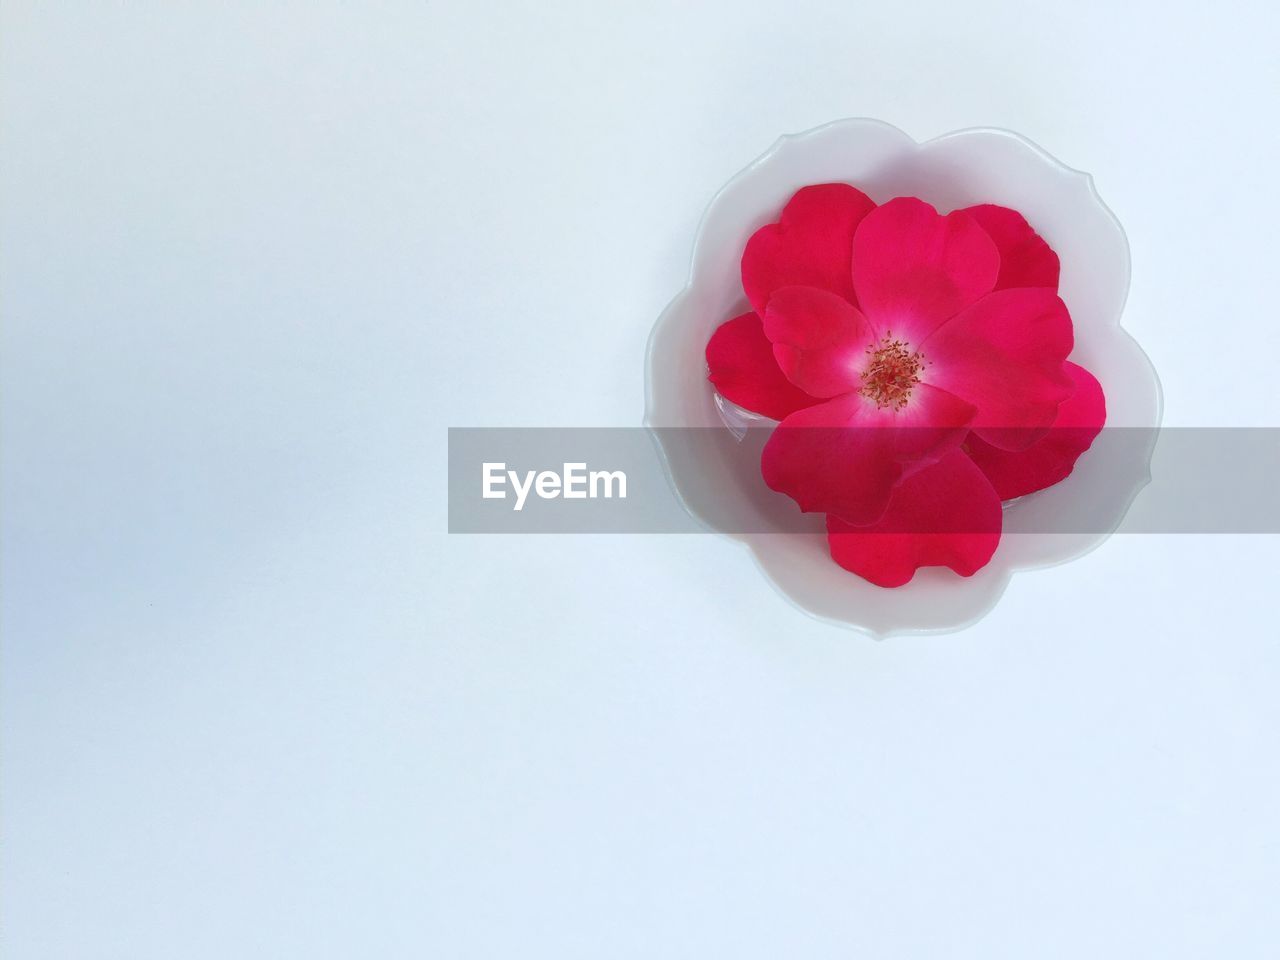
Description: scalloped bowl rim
643,118,1163,637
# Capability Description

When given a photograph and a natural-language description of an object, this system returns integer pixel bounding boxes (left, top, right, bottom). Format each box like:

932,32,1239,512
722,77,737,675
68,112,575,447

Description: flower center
859,334,924,410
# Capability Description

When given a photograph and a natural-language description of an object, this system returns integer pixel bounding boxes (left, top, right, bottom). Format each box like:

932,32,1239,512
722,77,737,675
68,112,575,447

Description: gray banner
447,428,1280,533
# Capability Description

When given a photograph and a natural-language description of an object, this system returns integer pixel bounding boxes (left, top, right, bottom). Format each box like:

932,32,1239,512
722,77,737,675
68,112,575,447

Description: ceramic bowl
644,118,1162,637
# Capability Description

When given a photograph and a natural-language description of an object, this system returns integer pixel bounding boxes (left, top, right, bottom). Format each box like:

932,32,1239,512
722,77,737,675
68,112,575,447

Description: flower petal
851,197,1000,343
762,286,876,398
741,183,875,315
826,451,1002,587
965,361,1106,499
761,384,976,526
962,203,1060,290
922,288,1075,450
705,312,822,420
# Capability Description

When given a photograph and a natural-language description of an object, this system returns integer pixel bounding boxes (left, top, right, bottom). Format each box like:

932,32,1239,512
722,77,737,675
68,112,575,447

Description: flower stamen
859,333,924,410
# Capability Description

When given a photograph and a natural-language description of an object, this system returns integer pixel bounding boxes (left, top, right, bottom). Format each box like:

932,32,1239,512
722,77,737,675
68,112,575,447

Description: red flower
705,184,1106,587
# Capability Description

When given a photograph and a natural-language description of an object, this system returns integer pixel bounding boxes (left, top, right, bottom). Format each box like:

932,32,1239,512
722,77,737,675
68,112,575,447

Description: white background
3,2,1278,956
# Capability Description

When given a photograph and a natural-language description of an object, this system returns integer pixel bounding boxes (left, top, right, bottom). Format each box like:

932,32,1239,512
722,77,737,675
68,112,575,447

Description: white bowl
644,118,1162,637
